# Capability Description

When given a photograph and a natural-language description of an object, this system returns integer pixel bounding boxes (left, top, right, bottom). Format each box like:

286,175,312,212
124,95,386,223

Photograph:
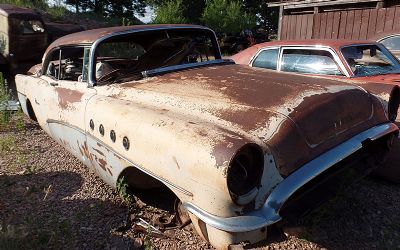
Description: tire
372,134,400,183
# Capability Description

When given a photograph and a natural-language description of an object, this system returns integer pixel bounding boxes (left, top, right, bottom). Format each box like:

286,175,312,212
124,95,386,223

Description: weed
24,165,38,175
15,110,25,131
0,135,15,152
0,72,11,126
144,226,153,250
116,176,133,204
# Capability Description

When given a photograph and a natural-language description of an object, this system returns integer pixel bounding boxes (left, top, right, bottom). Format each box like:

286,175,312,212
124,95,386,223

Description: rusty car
0,4,83,86
15,25,399,249
232,39,400,183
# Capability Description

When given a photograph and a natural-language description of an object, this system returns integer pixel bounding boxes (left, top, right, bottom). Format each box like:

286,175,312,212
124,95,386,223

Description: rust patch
92,147,105,156
172,156,180,169
98,158,107,171
80,141,93,162
55,87,84,110
107,168,113,176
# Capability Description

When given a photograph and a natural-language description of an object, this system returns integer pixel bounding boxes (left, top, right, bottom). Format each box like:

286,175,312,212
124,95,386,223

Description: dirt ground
1,115,400,250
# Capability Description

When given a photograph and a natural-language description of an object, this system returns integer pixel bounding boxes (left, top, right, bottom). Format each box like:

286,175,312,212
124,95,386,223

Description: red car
232,39,400,182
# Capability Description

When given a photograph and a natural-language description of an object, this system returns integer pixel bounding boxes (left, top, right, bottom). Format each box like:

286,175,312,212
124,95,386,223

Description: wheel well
26,99,37,121
117,166,178,212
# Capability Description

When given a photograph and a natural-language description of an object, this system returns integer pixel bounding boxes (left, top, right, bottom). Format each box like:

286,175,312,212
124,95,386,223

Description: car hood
105,65,387,176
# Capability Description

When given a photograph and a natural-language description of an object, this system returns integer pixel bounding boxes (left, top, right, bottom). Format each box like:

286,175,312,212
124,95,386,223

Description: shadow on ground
249,177,400,250
0,171,127,250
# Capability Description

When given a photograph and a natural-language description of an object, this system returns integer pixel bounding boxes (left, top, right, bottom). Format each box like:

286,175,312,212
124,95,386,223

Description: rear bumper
184,122,398,235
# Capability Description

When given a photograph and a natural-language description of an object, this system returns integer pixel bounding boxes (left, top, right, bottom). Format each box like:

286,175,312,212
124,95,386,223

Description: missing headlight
227,144,264,205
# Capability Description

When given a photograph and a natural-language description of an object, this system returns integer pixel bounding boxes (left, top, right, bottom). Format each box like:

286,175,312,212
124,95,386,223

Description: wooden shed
267,0,400,40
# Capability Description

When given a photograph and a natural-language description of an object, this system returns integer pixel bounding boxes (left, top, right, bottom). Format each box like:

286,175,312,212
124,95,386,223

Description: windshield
19,19,45,34
341,44,400,77
94,29,220,84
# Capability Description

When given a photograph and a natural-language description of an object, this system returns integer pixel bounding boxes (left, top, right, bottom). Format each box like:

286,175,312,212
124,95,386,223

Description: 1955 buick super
15,25,399,249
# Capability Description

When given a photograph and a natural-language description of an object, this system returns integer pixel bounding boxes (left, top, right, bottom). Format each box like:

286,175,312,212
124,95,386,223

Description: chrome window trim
142,59,234,78
339,43,400,76
278,45,350,77
184,122,398,233
88,26,222,87
42,44,91,82
377,34,400,43
249,46,280,69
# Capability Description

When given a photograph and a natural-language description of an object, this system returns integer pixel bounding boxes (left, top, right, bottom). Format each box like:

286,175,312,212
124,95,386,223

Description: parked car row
15,24,400,249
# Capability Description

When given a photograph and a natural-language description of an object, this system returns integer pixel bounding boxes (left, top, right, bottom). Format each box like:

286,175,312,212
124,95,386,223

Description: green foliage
144,226,153,250
0,73,11,125
64,0,146,24
0,134,14,152
153,0,188,24
0,0,47,9
201,0,256,34
116,176,133,204
45,5,67,21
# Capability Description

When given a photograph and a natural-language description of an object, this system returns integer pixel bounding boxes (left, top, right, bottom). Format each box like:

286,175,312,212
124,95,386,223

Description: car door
39,46,96,167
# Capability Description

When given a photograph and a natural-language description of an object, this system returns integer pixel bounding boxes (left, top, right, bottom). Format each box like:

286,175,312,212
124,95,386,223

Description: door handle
50,82,58,86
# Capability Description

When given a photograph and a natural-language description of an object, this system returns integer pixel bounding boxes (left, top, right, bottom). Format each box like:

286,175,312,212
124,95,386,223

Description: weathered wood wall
280,6,400,40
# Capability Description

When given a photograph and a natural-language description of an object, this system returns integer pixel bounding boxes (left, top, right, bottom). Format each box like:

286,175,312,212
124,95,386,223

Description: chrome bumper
184,122,399,233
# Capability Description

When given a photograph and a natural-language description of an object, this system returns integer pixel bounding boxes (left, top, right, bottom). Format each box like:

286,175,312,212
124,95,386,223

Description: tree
64,0,146,23
153,0,187,24
201,0,256,34
147,0,205,24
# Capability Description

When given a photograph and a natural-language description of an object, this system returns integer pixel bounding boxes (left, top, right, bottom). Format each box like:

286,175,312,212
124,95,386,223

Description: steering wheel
97,68,124,83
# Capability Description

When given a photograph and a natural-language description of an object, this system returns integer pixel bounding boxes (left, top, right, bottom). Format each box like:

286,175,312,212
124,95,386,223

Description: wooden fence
280,6,400,40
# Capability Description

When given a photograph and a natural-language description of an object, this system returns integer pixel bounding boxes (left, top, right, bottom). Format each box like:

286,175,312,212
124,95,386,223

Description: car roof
0,4,40,18
231,39,379,65
252,39,378,50
45,24,209,54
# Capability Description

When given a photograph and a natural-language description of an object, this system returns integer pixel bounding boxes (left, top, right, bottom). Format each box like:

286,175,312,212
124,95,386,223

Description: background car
232,39,400,182
375,33,400,60
16,26,399,249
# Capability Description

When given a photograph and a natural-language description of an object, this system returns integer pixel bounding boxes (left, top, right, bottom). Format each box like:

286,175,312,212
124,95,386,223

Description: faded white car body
16,25,399,249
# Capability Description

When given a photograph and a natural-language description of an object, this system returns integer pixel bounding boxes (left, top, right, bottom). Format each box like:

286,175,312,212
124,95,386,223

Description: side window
45,49,61,79
380,36,400,50
252,49,279,70
281,49,343,76
45,47,89,82
60,47,87,81
19,20,45,34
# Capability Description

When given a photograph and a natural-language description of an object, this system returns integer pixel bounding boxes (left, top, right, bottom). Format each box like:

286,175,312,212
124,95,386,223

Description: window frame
278,46,349,77
250,47,280,71
378,34,400,51
339,43,400,77
88,27,222,87
42,45,91,83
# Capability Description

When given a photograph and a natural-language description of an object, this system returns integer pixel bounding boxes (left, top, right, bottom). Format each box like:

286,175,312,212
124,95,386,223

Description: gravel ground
1,115,400,250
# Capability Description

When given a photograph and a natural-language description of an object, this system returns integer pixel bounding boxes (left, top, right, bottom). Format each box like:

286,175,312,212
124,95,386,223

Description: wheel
372,134,400,183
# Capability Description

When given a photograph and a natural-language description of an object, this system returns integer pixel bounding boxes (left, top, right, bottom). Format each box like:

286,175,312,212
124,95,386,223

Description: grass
116,176,134,204
0,73,11,126
0,134,15,152
0,217,73,250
